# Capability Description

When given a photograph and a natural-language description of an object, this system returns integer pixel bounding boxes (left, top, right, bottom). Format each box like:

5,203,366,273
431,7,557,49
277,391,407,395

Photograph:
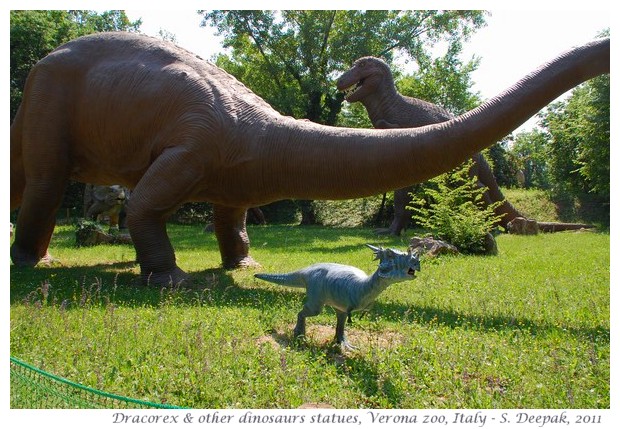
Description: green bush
409,159,502,254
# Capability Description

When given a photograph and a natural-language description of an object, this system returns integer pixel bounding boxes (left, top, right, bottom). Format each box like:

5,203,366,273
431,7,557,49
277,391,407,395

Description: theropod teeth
343,80,363,99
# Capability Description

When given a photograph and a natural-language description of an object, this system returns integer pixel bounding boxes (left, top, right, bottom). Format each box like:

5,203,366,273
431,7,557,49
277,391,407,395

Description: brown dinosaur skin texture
336,56,594,235
10,32,609,285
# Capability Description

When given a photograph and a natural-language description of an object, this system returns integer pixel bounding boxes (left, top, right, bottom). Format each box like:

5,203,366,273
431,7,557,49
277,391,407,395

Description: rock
75,219,132,247
483,232,498,255
409,236,458,257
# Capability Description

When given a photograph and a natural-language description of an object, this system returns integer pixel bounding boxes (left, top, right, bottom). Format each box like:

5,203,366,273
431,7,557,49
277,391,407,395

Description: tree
486,137,521,188
528,29,609,225
510,129,551,189
10,10,141,119
395,39,481,114
543,73,610,201
200,10,487,125
572,74,610,199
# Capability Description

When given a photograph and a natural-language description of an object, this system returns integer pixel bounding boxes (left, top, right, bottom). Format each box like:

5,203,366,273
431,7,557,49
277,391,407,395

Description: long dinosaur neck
252,38,608,204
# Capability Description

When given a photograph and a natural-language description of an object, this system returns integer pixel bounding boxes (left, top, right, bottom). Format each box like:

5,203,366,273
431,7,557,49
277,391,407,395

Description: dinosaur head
366,244,421,281
336,57,394,103
93,185,126,206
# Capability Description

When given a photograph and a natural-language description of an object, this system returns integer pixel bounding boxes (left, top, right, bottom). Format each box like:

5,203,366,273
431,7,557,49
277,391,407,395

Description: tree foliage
396,40,481,114
510,129,551,189
543,74,610,200
10,10,141,119
200,10,487,125
486,138,521,188
499,31,609,224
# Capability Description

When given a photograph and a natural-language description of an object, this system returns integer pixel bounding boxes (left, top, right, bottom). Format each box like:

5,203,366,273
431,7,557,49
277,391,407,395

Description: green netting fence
10,356,182,409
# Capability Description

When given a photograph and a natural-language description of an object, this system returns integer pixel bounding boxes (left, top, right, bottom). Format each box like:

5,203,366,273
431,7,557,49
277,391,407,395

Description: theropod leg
335,310,357,350
294,303,323,339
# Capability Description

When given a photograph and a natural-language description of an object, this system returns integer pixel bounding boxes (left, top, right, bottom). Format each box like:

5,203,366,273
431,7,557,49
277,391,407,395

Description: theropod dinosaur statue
10,32,609,285
255,245,420,349
336,56,594,235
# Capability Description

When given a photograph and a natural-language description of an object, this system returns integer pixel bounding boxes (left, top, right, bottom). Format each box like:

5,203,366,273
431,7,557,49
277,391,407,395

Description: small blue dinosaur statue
254,244,421,349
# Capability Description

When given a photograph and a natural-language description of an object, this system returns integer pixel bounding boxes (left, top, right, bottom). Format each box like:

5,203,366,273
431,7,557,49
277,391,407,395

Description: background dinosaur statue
10,32,609,285
255,244,420,349
336,56,594,235
83,184,127,231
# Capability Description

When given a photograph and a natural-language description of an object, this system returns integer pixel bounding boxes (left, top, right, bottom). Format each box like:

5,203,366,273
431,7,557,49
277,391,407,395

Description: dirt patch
255,324,405,352
256,331,288,349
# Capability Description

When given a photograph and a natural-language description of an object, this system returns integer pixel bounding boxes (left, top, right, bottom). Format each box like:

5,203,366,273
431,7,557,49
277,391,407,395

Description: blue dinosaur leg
335,311,357,350
294,304,322,338
335,311,348,344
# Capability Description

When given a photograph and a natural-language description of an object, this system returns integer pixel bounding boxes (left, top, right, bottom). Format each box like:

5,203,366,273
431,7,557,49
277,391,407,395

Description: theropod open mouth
342,79,364,99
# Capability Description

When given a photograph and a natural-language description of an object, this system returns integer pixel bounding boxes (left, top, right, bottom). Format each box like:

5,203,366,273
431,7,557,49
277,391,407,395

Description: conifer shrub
409,159,502,254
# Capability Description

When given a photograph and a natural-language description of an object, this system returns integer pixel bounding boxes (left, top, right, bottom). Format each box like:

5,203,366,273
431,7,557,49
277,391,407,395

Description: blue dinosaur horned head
366,244,421,280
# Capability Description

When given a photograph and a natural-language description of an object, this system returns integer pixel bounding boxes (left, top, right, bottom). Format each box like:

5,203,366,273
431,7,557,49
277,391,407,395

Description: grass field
10,223,609,408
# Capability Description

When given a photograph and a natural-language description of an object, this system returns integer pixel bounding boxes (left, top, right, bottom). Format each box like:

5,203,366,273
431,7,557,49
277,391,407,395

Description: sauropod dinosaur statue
255,244,420,349
336,56,595,235
10,32,609,285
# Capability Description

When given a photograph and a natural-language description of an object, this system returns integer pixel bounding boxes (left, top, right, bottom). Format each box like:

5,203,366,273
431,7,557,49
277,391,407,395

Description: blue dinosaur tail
254,272,307,288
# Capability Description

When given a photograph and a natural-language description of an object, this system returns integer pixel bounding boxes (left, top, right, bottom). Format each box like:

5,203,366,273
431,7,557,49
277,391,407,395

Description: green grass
502,188,561,222
10,224,609,408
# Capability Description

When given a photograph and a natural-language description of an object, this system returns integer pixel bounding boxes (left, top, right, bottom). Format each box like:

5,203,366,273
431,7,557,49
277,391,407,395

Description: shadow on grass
11,255,607,409
11,260,608,347
278,333,405,407
11,223,607,345
370,301,609,344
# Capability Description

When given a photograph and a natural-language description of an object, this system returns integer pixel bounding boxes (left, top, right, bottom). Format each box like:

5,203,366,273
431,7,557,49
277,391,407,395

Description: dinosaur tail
254,272,307,288
537,222,595,232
